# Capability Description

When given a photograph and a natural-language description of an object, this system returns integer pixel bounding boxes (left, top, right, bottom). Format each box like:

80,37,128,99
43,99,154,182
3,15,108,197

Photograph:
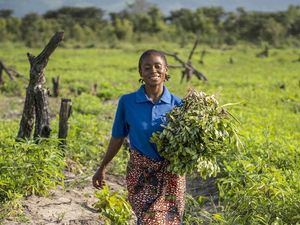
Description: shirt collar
135,85,171,104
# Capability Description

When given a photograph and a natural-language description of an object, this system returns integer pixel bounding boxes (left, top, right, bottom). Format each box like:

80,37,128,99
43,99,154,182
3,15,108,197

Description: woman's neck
144,84,164,103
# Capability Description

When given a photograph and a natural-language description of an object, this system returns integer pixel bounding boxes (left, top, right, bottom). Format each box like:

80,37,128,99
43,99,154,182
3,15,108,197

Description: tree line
0,3,300,47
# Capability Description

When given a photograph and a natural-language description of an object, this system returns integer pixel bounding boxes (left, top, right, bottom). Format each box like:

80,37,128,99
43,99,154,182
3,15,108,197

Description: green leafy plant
217,139,300,225
0,80,24,96
93,185,132,225
0,139,65,202
151,89,240,178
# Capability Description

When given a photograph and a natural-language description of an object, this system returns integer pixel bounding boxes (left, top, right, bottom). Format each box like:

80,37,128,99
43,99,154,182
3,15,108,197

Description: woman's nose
150,65,157,72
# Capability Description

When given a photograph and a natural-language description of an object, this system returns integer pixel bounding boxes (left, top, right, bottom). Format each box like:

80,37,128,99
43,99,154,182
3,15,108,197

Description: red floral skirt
126,150,186,225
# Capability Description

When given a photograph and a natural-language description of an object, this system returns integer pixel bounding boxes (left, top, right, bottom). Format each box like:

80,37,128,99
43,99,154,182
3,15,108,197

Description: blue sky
0,0,300,17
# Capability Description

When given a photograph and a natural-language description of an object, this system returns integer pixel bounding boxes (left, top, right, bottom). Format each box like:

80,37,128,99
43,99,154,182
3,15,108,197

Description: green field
0,42,299,224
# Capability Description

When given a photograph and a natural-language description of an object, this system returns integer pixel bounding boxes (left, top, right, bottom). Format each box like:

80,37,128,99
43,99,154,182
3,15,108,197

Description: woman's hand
92,167,106,189
92,137,124,189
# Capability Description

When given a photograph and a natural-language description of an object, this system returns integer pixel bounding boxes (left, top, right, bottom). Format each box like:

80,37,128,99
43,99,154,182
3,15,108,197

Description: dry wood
0,60,27,84
91,83,97,95
164,52,207,82
0,63,3,85
0,60,14,84
256,46,269,58
58,98,72,148
199,50,206,64
163,37,207,82
52,76,60,97
17,32,64,140
33,86,51,139
187,37,199,62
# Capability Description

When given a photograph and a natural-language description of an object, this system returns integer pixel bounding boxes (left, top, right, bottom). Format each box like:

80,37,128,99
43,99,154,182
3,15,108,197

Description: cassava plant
93,185,132,225
151,89,240,178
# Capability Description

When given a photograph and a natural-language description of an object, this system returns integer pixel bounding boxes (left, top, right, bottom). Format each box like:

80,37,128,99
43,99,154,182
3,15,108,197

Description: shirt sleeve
111,96,129,138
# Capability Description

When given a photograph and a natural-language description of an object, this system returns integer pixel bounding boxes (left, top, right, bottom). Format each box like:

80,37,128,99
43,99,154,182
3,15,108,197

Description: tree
111,17,133,40
21,13,59,47
0,19,7,41
5,17,21,41
260,18,286,46
169,8,196,32
44,6,105,22
0,9,13,18
70,24,85,42
147,6,165,33
285,5,300,36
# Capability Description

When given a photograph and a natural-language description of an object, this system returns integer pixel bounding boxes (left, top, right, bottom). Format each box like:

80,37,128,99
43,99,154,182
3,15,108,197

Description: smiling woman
93,49,186,225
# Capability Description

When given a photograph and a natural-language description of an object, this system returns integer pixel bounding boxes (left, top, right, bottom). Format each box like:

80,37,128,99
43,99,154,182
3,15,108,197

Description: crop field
0,42,299,224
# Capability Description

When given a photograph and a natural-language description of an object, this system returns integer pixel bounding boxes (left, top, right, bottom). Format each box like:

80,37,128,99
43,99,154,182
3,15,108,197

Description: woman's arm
92,136,125,189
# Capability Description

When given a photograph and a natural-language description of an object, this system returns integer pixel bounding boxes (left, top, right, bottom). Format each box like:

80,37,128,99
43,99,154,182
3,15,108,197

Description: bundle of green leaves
151,89,239,178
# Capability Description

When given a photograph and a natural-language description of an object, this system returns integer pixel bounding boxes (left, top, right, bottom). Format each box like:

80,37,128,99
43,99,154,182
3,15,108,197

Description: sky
0,0,300,17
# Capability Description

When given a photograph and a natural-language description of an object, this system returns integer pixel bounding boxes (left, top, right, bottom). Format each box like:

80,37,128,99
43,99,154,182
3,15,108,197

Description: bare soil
2,173,127,225
2,172,218,225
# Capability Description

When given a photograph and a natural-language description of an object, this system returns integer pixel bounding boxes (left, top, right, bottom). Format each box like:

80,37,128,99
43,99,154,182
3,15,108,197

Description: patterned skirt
126,150,186,225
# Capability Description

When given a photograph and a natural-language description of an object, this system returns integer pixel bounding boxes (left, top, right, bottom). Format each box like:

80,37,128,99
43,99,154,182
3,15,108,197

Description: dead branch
199,50,206,64
58,98,72,149
91,83,97,95
0,63,3,85
256,46,269,58
188,37,199,62
52,76,60,97
164,51,207,82
0,60,14,82
17,32,64,140
163,35,208,82
168,65,184,68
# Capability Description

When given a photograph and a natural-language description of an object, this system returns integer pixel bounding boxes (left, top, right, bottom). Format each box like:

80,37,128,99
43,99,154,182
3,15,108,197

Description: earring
165,74,171,81
139,78,144,83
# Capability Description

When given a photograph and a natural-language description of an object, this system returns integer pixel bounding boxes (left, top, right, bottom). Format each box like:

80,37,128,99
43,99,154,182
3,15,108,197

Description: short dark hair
138,49,168,71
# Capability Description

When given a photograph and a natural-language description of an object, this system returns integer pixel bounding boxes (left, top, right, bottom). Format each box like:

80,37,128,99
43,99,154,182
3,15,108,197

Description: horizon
0,0,300,17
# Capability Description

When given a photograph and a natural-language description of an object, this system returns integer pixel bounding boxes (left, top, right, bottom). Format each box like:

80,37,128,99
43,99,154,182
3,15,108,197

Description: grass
0,42,299,224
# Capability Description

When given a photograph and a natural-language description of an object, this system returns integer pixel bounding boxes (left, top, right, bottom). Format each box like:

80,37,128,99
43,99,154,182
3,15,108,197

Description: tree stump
91,83,97,96
17,32,64,140
0,63,3,85
52,76,60,97
58,98,72,148
256,46,269,58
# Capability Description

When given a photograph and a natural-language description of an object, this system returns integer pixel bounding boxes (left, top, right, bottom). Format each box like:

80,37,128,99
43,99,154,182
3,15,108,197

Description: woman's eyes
144,64,163,70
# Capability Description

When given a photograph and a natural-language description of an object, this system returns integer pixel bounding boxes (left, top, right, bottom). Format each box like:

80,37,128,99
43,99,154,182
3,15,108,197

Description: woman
92,49,185,225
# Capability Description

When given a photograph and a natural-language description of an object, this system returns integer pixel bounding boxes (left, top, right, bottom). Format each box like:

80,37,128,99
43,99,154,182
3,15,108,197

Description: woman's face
139,54,168,87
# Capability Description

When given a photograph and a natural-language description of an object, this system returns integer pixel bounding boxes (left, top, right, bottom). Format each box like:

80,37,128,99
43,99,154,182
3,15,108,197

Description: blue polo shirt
112,85,181,161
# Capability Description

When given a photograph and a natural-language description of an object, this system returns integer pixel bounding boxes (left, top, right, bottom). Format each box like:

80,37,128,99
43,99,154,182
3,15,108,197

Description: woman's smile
139,54,168,87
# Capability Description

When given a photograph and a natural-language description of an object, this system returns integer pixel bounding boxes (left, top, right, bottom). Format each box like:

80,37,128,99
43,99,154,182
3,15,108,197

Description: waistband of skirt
129,149,167,169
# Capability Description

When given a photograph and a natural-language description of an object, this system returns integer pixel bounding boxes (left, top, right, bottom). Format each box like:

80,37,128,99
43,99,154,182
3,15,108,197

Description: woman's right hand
92,167,106,189
92,137,124,189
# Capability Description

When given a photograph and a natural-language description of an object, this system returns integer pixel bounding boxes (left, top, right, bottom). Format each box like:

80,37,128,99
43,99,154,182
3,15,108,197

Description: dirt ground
2,172,218,225
2,173,128,225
